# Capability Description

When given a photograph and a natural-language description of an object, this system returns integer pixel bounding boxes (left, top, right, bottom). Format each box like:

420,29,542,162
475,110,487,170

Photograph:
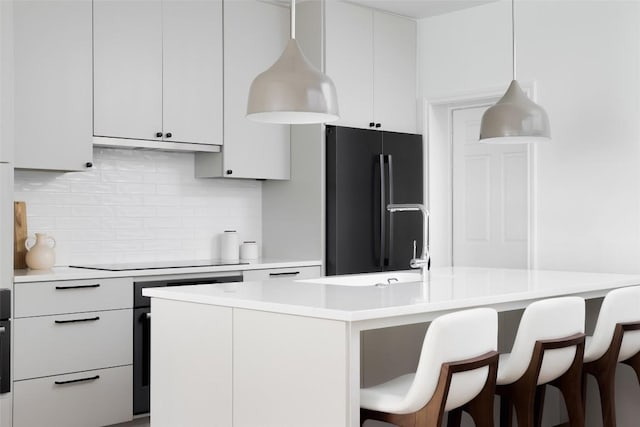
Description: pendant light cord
512,0,516,80
291,0,296,39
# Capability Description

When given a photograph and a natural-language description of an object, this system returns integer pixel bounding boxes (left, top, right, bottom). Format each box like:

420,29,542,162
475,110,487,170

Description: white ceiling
344,0,499,19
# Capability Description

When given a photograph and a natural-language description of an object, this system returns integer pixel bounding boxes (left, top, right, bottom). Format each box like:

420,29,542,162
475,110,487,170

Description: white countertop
142,267,640,322
14,259,321,283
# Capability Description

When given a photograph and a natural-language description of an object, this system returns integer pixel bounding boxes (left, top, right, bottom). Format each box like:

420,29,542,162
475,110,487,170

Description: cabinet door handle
55,375,100,386
165,132,172,138
54,316,100,325
369,122,375,127
375,123,381,128
268,271,300,277
55,283,100,290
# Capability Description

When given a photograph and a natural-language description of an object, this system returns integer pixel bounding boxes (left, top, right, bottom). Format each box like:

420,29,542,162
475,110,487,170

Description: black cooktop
69,260,249,272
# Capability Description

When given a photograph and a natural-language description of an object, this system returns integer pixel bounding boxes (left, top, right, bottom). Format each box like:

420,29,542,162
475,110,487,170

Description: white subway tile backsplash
101,171,144,183
100,217,145,230
116,183,155,194
14,148,262,265
70,182,117,194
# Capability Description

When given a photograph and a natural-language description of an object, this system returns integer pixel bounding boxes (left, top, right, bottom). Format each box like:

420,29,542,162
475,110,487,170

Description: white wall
14,148,262,265
419,0,640,274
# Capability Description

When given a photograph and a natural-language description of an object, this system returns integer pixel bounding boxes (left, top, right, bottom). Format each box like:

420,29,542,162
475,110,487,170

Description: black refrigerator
326,125,424,276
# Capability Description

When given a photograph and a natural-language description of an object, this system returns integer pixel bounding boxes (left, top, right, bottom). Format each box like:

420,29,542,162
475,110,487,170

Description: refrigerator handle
378,154,386,268
385,155,394,267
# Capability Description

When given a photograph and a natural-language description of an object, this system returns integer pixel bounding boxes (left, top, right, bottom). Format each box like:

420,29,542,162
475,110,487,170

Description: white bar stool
583,285,640,427
496,296,585,427
360,308,498,427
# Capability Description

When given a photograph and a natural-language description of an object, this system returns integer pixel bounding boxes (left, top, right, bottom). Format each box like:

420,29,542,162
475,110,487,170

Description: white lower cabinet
13,366,133,427
242,266,321,282
14,309,132,381
13,278,134,427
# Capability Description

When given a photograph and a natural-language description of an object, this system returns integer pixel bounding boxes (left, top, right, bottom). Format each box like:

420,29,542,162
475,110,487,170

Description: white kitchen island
143,267,640,427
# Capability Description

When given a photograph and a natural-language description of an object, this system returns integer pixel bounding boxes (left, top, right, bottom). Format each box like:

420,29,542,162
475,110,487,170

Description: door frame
421,82,539,269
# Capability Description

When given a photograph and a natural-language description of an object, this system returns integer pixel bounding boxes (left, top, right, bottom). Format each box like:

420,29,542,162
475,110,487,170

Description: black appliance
133,275,242,415
326,125,423,275
0,289,10,394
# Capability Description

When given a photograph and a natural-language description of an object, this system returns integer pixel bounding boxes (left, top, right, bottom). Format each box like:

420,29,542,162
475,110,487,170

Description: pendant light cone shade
246,39,339,124
479,80,551,144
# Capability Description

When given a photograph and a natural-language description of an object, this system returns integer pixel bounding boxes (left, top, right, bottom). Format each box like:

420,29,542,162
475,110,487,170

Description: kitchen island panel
150,299,232,427
233,309,349,427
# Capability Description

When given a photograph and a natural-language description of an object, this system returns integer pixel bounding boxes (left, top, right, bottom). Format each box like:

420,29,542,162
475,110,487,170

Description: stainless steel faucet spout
387,203,430,274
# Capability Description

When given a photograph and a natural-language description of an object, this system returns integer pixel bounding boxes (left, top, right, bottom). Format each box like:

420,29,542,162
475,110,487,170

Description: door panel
222,0,290,179
326,126,383,275
452,106,529,268
14,0,92,171
325,1,374,129
382,132,424,271
93,0,163,141
163,0,222,145
373,11,417,133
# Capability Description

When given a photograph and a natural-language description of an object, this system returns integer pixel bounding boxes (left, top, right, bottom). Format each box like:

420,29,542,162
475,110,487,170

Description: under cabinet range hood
70,260,249,272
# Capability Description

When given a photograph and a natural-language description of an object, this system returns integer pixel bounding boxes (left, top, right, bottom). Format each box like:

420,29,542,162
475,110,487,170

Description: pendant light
479,0,550,143
246,0,339,124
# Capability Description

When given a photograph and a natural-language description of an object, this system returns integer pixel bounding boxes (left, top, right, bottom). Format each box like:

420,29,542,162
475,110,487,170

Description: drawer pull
269,271,300,277
55,375,100,386
55,283,100,290
54,316,100,324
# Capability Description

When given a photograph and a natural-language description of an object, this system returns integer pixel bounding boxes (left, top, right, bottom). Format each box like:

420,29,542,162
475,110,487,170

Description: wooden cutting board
14,201,28,269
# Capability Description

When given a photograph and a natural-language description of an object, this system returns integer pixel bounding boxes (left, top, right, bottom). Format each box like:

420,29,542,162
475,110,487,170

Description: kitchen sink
297,271,422,287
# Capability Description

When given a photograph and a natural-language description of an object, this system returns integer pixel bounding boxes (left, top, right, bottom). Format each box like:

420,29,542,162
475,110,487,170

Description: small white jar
240,241,259,261
220,230,239,262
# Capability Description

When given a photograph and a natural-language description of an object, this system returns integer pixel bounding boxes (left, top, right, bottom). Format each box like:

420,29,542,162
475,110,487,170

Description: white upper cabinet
325,1,374,130
325,2,417,133
14,0,93,171
93,0,163,142
372,11,417,134
162,0,223,146
195,0,290,180
93,0,223,148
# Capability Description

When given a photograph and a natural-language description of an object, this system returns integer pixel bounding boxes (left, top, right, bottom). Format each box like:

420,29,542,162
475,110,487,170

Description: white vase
25,233,56,270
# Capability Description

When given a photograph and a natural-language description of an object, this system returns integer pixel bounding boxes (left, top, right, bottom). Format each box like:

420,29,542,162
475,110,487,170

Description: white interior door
452,106,530,268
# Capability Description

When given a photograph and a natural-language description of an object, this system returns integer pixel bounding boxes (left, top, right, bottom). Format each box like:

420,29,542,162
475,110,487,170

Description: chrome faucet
387,204,430,277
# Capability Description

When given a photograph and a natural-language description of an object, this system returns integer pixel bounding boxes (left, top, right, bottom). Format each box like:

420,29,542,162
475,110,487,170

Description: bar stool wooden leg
534,385,546,427
622,352,640,385
512,386,536,427
499,395,513,427
584,321,640,427
552,358,585,427
447,409,462,427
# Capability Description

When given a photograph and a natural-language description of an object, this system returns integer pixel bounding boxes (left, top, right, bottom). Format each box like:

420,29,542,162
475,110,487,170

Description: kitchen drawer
243,266,321,282
14,309,132,380
13,365,133,427
15,277,132,318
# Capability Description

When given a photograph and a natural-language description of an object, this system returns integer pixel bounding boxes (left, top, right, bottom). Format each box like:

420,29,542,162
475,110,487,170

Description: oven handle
0,325,8,393
141,311,151,387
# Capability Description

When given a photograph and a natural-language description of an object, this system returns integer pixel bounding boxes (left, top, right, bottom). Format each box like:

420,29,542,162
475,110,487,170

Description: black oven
133,275,242,415
0,289,10,395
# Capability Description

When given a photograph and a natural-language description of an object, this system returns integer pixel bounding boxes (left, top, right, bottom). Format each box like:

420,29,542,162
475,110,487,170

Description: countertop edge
14,259,322,283
141,271,640,322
